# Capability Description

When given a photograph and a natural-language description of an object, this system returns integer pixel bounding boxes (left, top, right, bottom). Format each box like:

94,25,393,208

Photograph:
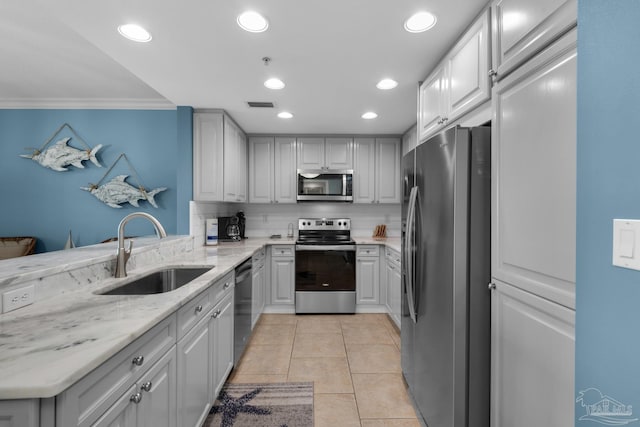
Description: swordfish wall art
19,123,167,209
20,123,103,171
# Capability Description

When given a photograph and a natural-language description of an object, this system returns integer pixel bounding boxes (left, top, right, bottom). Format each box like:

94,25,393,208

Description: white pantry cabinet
353,138,401,204
297,137,353,170
491,280,575,427
356,245,380,305
249,137,297,203
491,0,576,80
418,9,491,142
193,111,247,202
492,28,576,308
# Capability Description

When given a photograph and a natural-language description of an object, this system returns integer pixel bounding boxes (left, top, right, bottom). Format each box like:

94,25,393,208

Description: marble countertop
0,235,400,399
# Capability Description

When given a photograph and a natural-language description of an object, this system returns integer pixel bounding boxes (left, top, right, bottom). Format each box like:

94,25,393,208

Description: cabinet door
375,138,401,204
297,138,324,169
236,130,248,202
353,138,375,204
137,348,177,427
325,137,353,169
491,280,574,427
92,385,138,427
0,400,39,427
271,257,295,305
402,125,417,156
274,137,297,203
193,112,224,201
418,65,448,143
212,292,235,398
177,316,212,427
447,9,490,121
223,115,239,202
356,256,379,305
251,265,264,329
492,29,576,308
492,0,576,78
390,263,402,328
249,137,274,203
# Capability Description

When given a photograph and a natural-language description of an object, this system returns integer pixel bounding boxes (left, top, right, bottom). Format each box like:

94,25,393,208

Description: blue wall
576,1,640,424
0,108,192,252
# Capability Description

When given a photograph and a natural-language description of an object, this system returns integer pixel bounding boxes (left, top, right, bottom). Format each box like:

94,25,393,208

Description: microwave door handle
342,174,346,196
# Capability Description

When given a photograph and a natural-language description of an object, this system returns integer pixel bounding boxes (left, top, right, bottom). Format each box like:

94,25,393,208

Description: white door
212,292,234,398
271,257,295,305
325,137,353,169
375,138,401,204
297,138,324,169
353,138,375,204
274,137,297,203
193,112,224,201
418,65,447,142
249,137,274,203
137,349,177,427
356,256,379,304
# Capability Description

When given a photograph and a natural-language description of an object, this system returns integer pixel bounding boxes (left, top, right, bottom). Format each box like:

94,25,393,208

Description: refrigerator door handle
405,186,419,323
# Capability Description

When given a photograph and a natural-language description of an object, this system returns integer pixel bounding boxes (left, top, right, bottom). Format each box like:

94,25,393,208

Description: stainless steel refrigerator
401,126,491,427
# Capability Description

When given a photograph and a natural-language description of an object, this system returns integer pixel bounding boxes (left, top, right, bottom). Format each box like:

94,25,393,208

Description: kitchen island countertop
0,235,401,399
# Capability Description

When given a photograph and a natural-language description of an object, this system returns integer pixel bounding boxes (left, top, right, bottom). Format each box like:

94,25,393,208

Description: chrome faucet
114,212,167,278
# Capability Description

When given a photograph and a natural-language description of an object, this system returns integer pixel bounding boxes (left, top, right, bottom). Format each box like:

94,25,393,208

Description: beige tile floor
228,313,420,427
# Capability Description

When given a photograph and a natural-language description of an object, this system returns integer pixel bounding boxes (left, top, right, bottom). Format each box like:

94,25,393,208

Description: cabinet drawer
177,289,213,340
357,245,380,257
56,314,177,427
252,248,266,262
271,245,294,257
385,248,401,266
210,271,235,306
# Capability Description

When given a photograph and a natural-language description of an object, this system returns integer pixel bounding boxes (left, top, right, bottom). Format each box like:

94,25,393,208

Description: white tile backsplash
190,201,401,244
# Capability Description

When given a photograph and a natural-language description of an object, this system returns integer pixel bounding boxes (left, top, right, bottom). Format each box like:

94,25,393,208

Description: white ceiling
1,0,488,134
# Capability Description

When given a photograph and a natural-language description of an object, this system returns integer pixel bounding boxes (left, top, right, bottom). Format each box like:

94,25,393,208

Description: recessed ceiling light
404,12,437,33
362,112,378,120
376,78,398,90
264,78,285,90
278,111,293,119
117,24,152,42
237,11,269,33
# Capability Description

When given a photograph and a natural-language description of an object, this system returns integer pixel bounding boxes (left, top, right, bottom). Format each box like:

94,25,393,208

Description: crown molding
0,98,176,110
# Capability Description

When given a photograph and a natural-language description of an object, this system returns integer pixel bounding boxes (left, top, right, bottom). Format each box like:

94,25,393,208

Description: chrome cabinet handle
212,309,221,319
488,69,498,77
488,282,496,290
223,282,231,289
195,305,203,313
132,356,144,366
130,392,142,404
141,381,153,392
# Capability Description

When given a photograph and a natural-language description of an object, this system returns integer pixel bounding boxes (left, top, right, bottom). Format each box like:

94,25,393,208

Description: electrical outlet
2,284,35,313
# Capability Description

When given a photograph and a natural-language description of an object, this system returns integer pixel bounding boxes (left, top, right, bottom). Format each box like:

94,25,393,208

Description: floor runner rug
204,382,314,427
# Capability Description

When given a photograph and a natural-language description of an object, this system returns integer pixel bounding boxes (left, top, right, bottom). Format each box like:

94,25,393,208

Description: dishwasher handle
236,269,252,283
235,260,252,283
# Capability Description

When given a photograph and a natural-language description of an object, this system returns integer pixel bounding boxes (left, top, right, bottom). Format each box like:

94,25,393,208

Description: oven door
295,245,356,291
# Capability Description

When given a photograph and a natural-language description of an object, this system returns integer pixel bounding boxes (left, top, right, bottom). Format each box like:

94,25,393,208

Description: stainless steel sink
100,267,212,295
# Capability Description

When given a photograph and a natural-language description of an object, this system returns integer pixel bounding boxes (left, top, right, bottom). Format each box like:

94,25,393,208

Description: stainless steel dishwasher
234,258,252,365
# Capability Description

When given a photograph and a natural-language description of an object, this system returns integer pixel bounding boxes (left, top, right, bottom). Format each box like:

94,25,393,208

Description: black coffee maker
236,211,246,239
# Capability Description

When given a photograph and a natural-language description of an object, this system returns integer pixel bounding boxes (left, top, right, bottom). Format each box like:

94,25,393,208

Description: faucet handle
124,240,133,263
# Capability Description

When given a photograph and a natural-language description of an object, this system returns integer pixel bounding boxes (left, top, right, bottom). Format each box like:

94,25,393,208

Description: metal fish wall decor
81,175,166,208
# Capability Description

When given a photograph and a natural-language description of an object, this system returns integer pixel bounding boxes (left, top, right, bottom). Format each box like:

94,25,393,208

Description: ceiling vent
247,101,274,108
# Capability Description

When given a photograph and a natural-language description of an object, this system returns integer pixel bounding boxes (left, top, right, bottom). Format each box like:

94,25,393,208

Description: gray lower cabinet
0,399,40,427
270,245,295,305
211,291,234,398
384,248,401,328
177,315,212,427
356,245,380,305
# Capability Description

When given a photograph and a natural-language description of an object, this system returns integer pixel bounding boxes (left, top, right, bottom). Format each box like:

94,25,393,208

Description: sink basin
100,267,212,295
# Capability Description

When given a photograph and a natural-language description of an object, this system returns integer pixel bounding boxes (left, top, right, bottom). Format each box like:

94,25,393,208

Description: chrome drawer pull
212,309,221,319
130,392,142,404
195,305,203,313
141,381,153,392
132,356,144,366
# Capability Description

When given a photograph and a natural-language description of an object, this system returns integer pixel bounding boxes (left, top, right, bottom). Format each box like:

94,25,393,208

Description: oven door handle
295,245,356,251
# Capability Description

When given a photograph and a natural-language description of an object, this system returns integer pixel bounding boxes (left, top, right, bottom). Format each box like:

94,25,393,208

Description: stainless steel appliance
297,170,353,202
295,218,356,313
234,258,252,365
402,126,491,427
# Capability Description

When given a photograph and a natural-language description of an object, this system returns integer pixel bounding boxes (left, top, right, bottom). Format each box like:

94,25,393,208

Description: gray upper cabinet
354,137,400,204
491,0,576,80
418,9,491,143
249,136,297,204
297,137,353,170
193,111,247,202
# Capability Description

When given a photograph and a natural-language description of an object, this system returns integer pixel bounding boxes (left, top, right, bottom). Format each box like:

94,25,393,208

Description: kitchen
0,1,637,427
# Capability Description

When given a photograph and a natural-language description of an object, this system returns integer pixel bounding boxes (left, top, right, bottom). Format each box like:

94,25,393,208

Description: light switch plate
613,219,640,271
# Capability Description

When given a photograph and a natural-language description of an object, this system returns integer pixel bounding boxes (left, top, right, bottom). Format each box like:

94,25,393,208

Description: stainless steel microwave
297,169,353,202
